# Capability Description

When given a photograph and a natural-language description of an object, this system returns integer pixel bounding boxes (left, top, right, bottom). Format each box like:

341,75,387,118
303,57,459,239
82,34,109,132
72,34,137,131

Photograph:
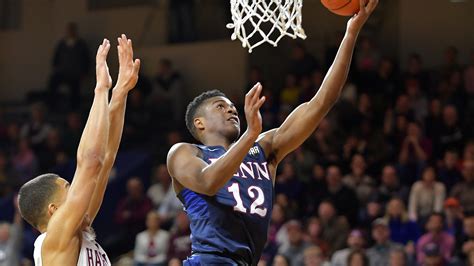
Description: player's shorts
183,253,249,266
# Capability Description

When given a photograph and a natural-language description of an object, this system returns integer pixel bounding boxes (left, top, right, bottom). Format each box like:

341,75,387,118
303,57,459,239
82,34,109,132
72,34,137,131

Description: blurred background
0,0,474,265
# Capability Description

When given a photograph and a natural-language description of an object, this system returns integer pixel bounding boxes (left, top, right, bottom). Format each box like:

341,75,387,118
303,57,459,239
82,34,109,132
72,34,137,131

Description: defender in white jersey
34,230,111,266
18,35,140,266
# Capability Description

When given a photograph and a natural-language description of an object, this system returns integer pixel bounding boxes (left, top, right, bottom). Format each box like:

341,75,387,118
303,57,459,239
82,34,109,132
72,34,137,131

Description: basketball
321,0,360,16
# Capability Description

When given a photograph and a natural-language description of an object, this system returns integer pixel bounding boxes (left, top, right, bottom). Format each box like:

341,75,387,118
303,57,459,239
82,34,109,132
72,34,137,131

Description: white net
227,0,307,53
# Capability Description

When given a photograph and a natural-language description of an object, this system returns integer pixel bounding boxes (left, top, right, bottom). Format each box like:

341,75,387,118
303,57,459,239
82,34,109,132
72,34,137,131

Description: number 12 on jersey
227,183,267,217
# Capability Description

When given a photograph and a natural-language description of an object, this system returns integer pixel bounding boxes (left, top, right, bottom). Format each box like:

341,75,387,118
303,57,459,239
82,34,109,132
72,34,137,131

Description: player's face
53,177,70,208
201,96,240,141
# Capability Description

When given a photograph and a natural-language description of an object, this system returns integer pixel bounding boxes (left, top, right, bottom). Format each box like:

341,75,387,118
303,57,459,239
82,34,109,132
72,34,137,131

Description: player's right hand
244,83,266,138
115,34,141,93
346,0,378,34
95,39,113,92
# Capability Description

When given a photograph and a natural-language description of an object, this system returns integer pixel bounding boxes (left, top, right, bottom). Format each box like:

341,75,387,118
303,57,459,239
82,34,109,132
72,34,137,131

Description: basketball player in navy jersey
17,35,140,265
167,0,378,264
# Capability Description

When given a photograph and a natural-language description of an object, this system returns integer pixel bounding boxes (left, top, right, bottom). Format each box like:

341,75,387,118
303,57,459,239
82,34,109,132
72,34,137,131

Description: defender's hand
95,39,113,92
244,83,266,138
346,0,378,34
114,34,141,94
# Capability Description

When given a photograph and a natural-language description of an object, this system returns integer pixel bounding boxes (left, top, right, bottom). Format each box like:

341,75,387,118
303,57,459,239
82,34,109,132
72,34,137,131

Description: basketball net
227,0,307,53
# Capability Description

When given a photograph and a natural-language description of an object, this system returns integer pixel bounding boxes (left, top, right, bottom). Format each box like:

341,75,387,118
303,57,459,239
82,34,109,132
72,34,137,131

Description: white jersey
33,230,111,266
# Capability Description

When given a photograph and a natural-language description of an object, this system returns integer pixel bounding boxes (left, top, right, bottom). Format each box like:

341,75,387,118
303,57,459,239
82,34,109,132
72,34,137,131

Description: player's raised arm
260,0,378,164
44,39,112,249
87,34,141,223
167,85,266,196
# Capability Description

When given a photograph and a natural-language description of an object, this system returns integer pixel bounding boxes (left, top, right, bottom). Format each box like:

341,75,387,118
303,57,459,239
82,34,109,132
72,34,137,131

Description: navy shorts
183,253,247,266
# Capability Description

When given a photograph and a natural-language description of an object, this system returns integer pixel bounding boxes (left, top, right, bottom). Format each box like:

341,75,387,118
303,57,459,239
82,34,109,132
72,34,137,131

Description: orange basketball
321,0,360,16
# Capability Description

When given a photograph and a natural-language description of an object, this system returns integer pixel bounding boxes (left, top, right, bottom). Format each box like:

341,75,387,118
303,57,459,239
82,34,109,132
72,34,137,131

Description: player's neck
201,134,232,150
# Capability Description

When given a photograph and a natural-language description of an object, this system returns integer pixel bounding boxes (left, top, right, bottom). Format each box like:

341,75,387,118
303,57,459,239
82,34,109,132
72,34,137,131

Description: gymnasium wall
399,0,474,69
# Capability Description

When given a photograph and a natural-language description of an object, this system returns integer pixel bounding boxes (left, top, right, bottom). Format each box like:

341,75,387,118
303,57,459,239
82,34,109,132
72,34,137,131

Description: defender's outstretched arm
260,0,378,164
87,34,141,223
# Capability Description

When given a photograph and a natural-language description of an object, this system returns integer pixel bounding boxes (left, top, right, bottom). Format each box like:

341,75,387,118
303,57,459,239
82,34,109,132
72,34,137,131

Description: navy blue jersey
178,143,274,265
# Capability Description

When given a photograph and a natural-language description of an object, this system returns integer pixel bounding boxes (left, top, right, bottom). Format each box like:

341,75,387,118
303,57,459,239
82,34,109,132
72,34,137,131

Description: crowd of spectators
0,22,474,266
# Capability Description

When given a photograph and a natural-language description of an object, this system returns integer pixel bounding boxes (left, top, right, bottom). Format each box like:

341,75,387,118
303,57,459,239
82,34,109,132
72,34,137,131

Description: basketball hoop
227,0,307,53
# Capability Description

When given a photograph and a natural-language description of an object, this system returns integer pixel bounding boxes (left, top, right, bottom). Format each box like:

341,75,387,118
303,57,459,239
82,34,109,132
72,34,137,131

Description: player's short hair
185,90,226,140
18,173,60,229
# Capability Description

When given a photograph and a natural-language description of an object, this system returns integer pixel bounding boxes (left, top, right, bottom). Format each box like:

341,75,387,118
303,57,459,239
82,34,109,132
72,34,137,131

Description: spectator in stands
378,165,410,204
0,152,17,196
20,103,51,152
373,57,398,105
388,248,409,266
302,245,329,266
280,73,301,107
168,258,181,266
294,147,317,182
277,220,310,266
405,79,428,122
425,99,443,140
440,46,461,80
106,177,153,260
272,254,290,266
157,177,183,230
367,218,403,266
451,160,474,213
393,94,415,120
385,197,420,245
124,90,151,147
318,200,350,255
305,118,339,163
63,112,82,157
443,198,464,243
403,53,430,93
416,213,455,265
408,166,446,222
434,105,464,159
398,122,431,182
151,59,185,126
300,164,327,217
331,229,366,266
342,154,375,206
134,211,170,266
304,217,329,257
463,141,474,163
354,37,380,89
359,197,384,233
457,213,474,265
167,211,191,261
275,161,302,200
48,22,90,110
288,43,319,79
347,249,369,266
0,197,22,266
438,150,463,192
421,243,446,266
147,164,171,208
323,165,359,224
37,128,67,172
11,138,38,183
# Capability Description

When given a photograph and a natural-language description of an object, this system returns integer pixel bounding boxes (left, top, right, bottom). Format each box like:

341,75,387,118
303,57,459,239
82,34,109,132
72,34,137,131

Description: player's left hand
114,34,141,94
95,39,113,92
346,0,378,34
